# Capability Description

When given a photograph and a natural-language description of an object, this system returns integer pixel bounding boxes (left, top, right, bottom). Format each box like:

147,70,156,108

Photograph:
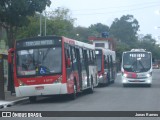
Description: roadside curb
12,97,29,106
0,97,28,109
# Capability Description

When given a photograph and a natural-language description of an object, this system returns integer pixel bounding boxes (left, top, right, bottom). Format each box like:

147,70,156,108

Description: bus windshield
16,47,62,76
122,52,151,72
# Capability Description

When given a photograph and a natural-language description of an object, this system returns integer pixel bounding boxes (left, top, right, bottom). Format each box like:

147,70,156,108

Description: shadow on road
21,90,96,105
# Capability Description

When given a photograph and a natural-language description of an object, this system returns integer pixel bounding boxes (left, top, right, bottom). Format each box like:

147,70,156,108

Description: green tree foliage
70,26,90,42
16,7,75,39
16,14,40,39
0,0,51,47
116,41,130,61
110,15,139,46
138,34,160,59
47,8,75,37
110,15,140,61
89,23,109,37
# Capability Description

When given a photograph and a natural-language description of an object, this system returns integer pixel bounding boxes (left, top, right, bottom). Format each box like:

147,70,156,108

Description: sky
47,0,160,42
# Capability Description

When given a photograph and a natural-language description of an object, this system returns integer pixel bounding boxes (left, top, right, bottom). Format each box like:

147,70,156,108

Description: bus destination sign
24,40,54,47
16,39,62,49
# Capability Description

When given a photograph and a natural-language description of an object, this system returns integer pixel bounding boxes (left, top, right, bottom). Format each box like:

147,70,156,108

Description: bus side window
87,50,91,64
73,47,77,70
89,50,93,64
92,51,96,64
69,46,77,70
91,51,95,64
65,44,71,68
104,55,107,69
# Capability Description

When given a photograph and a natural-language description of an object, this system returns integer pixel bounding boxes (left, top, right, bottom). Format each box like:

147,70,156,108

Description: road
1,69,160,120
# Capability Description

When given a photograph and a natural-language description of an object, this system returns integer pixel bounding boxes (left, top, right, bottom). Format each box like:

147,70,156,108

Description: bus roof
95,47,116,61
15,36,95,50
62,36,95,50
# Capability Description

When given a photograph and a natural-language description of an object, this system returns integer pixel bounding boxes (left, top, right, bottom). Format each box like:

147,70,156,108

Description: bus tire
29,96,36,103
88,76,94,93
70,80,77,100
147,84,151,87
107,73,110,84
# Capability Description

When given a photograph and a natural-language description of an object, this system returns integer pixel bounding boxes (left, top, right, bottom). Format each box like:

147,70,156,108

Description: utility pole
44,11,46,36
39,13,42,36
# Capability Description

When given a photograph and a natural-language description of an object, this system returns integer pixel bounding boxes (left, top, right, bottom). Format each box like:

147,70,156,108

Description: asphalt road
1,69,160,120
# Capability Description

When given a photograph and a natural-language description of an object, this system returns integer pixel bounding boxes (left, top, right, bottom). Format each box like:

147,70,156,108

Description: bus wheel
88,76,94,93
107,73,110,84
70,82,77,100
29,96,36,103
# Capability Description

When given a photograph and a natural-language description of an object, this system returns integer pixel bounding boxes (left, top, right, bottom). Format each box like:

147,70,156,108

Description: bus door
83,49,90,87
79,48,87,89
107,55,111,82
64,44,72,81
110,55,114,81
75,48,82,89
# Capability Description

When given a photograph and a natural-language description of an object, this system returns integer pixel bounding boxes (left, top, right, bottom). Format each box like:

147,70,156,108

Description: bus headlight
122,79,127,83
146,72,152,78
146,74,150,77
147,79,151,83
123,73,127,77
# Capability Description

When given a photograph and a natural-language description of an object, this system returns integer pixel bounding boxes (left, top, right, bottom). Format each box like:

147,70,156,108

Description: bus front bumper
15,83,68,97
122,76,152,85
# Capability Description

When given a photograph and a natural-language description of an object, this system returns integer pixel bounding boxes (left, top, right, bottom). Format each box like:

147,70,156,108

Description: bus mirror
67,58,71,67
152,58,155,63
8,48,15,64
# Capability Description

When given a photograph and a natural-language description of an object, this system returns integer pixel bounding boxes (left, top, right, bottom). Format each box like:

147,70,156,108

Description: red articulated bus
8,36,98,102
95,47,117,86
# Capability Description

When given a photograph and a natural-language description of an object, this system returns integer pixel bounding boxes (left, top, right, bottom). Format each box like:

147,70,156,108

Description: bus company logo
2,112,11,117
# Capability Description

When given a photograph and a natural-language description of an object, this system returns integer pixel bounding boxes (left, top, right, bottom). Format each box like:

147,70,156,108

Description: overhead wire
71,1,160,12
72,4,160,16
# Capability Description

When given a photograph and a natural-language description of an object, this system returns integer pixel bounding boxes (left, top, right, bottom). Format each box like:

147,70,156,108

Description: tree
138,34,160,59
88,23,109,37
70,26,90,42
47,8,75,37
0,0,51,47
16,14,40,39
110,15,139,46
16,7,75,39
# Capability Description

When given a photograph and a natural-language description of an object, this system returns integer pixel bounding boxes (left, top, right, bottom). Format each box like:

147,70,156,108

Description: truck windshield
123,52,151,72
16,47,62,76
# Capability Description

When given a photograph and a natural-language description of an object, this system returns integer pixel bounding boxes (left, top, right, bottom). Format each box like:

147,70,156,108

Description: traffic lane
1,69,160,112
1,70,160,120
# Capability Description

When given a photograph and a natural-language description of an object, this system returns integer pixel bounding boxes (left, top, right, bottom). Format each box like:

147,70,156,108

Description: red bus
95,47,117,86
8,36,98,102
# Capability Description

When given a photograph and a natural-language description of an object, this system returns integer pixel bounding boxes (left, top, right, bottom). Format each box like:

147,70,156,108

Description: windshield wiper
139,60,146,72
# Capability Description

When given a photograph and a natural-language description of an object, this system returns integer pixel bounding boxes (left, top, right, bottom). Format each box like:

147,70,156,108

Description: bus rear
95,48,116,85
121,49,152,87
